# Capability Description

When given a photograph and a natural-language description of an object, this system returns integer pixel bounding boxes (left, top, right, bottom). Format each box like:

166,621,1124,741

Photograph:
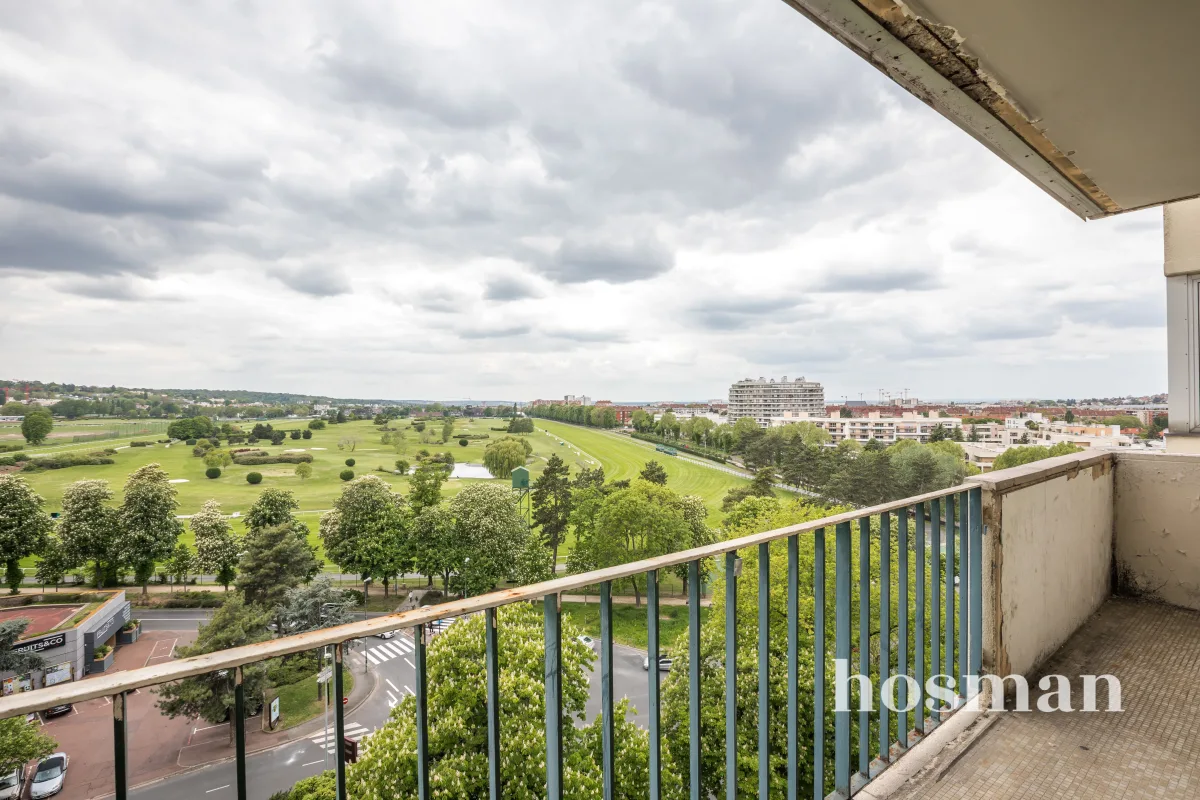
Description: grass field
533,419,754,519
562,600,708,651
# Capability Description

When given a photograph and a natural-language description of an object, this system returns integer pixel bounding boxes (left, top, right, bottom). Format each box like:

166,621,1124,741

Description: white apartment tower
728,376,825,427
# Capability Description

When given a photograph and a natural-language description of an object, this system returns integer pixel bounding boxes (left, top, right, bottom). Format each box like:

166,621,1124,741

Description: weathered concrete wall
1114,452,1200,610
979,452,1113,678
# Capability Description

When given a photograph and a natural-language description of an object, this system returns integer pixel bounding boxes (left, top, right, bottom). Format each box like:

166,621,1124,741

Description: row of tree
529,403,620,429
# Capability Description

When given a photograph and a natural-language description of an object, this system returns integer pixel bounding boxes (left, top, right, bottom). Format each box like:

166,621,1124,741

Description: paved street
56,612,655,799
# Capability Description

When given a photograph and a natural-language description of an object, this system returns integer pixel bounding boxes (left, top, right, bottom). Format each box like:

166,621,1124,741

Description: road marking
194,723,227,732
385,679,400,693
309,722,371,753
404,658,414,669
387,691,397,708
206,785,230,793
302,760,324,767
365,652,379,666
136,617,211,620
405,685,414,695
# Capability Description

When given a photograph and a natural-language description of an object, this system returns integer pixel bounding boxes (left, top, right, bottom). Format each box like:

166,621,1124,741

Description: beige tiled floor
895,599,1200,799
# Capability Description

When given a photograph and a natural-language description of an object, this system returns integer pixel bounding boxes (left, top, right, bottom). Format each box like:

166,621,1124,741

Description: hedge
0,443,25,453
233,453,314,465
130,441,153,447
22,454,116,471
0,453,27,466
247,472,263,484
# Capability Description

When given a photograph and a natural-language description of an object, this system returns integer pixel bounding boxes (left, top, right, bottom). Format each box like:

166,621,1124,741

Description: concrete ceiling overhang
780,0,1200,220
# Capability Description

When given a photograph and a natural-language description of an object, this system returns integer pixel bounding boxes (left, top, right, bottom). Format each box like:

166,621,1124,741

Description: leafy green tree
245,488,301,530
638,460,668,485
156,595,273,740
308,419,326,430
721,467,776,511
450,483,534,595
411,504,459,588
532,454,572,565
192,500,241,591
1064,409,1075,423
483,438,527,478
35,534,69,589
408,461,449,514
275,577,356,633
120,464,183,593
320,476,410,598
237,524,321,608
0,475,52,593
993,442,1082,471
56,479,122,587
507,416,534,433
294,462,313,480
0,618,45,675
203,448,233,470
21,409,53,444
343,602,644,800
166,541,193,589
0,716,57,776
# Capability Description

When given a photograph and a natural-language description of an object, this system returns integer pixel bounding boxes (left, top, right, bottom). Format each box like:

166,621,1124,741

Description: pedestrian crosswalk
363,636,414,665
309,722,373,754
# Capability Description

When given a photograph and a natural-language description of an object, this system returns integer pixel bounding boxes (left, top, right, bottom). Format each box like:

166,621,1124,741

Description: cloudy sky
0,1,1166,402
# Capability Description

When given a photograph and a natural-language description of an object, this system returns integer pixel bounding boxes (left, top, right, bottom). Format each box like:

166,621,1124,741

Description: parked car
577,635,595,650
374,630,395,639
642,655,672,672
30,753,68,799
0,768,23,800
42,704,73,720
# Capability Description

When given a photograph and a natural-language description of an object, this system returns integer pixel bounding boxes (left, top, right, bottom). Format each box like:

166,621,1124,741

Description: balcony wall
979,452,1115,678
1114,451,1200,610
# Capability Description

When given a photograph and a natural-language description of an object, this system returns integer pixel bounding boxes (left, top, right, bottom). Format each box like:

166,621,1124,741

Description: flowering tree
119,464,183,593
57,479,122,587
319,476,410,598
0,475,52,593
192,500,241,590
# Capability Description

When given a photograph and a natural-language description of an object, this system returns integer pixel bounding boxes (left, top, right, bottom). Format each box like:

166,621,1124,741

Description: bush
270,432,286,445
339,469,354,481
205,467,222,479
122,619,139,632
232,448,269,456
130,441,153,447
458,438,469,447
233,453,313,465
345,458,356,467
301,429,312,440
289,430,301,440
308,419,326,430
247,472,263,484
0,453,27,466
185,439,198,446
0,443,25,453
342,588,365,606
93,645,111,659
22,454,116,471
160,591,224,608
395,459,410,474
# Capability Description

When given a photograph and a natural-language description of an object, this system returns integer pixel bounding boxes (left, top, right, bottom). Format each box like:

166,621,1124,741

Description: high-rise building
728,376,824,427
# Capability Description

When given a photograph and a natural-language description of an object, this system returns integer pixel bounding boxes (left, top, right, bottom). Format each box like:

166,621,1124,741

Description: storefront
2,590,130,695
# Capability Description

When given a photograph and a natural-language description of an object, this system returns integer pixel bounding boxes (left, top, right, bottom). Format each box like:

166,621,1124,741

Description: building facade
728,376,824,427
769,411,964,444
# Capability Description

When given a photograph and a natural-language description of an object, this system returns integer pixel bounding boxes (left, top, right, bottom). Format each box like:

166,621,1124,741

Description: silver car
30,753,68,799
0,768,23,800
642,655,673,672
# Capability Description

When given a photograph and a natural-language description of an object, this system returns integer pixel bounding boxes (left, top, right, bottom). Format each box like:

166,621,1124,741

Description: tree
450,483,533,595
56,479,122,587
119,464,183,594
0,475,52,593
302,429,313,440
290,429,302,440
192,500,241,591
410,505,459,588
294,462,313,480
21,409,53,445
483,438,526,478
35,534,69,589
507,417,534,433
993,442,1082,471
638,460,668,485
204,449,233,470
319,476,410,598
0,618,46,675
582,481,692,605
167,416,213,441
441,418,454,443
237,523,321,608
531,454,572,566
308,419,326,430
342,603,645,800
408,461,450,513
928,423,948,442
0,621,57,770
245,488,302,530
721,467,776,511
166,541,193,590
156,595,272,739
275,577,356,633
1064,408,1076,423
394,458,410,474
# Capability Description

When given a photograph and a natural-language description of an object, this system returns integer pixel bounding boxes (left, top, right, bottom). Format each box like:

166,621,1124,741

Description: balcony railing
0,483,983,800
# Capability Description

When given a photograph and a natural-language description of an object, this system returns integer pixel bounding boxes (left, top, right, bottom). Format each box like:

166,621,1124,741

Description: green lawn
533,419,753,519
562,601,708,652
274,667,355,730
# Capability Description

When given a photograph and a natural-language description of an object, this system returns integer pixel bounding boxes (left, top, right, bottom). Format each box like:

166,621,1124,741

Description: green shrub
458,438,469,447
22,453,115,471
185,438,198,446
247,472,263,484
129,441,153,447
345,458,355,467
162,591,224,608
301,429,312,440
340,469,354,481
394,459,410,474
232,448,269,457
93,645,111,659
342,588,365,606
0,443,25,453
308,419,326,430
0,453,27,466
233,453,313,465
205,467,221,479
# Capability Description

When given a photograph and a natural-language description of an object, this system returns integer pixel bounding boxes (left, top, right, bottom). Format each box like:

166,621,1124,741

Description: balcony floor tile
893,598,1200,799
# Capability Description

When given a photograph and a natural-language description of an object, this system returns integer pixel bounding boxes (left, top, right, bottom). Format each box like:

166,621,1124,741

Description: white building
769,411,963,445
728,376,824,428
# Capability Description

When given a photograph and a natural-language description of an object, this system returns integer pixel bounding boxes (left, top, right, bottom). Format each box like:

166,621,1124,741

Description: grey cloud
969,319,1061,341
54,276,182,302
484,274,543,302
688,295,807,330
0,220,149,276
460,324,532,340
269,265,351,297
537,237,674,284
541,328,627,343
812,266,944,293
1058,296,1164,329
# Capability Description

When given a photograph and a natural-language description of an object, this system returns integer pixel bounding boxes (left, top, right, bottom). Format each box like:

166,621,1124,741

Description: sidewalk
176,650,376,768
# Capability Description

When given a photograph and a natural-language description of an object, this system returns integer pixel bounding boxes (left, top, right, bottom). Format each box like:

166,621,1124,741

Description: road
110,612,653,799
